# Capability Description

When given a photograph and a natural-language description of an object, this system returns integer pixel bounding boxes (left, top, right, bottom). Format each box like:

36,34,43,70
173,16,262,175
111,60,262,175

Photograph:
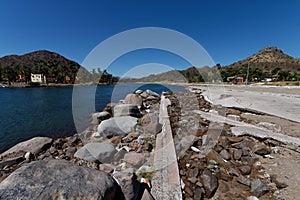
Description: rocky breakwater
166,87,295,200
0,89,163,200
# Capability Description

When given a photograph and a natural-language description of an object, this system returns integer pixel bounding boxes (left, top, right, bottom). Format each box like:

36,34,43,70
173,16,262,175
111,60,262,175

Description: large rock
0,159,124,200
113,169,145,200
201,168,219,198
250,179,269,197
113,104,142,118
1,137,53,156
146,90,159,97
124,152,145,167
74,142,117,163
98,116,138,138
91,111,111,124
124,94,143,107
141,113,162,134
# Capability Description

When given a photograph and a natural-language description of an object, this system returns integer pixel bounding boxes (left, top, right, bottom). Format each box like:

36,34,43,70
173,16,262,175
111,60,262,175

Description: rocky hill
0,50,85,84
0,50,121,85
226,46,300,73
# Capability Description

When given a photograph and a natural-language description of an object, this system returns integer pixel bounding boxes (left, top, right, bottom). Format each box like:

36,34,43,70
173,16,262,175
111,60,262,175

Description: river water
0,83,184,153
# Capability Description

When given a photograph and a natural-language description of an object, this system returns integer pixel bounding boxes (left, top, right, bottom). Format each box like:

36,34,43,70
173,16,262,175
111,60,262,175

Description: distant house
227,76,244,83
65,75,71,83
31,74,43,83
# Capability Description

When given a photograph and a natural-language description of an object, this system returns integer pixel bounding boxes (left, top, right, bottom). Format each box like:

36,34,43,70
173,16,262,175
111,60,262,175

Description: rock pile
0,89,161,200
167,89,289,200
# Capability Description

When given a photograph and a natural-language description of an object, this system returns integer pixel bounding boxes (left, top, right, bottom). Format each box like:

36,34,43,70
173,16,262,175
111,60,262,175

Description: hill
121,66,219,83
221,46,300,82
0,50,118,85
0,50,85,84
227,46,300,72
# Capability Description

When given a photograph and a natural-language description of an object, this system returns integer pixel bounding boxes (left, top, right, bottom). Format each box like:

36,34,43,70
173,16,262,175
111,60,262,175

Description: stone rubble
0,86,298,200
167,88,295,200
0,88,161,199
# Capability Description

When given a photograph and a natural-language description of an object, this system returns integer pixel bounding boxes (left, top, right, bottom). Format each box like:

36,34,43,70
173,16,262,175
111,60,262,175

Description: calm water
0,83,184,153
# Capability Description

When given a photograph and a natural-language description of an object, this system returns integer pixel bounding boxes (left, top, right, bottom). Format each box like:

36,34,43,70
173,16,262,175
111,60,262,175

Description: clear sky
1,0,300,77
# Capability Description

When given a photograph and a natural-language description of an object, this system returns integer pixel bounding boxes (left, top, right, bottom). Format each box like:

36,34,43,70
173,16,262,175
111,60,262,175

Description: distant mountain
225,46,300,73
120,66,221,83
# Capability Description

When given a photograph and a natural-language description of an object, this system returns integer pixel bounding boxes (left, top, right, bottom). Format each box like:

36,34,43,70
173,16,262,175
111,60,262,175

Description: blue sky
1,0,300,77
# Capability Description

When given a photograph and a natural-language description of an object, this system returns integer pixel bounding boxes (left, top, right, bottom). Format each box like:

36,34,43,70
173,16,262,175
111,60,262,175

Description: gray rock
194,187,204,199
135,90,143,95
237,175,251,187
99,163,115,173
113,104,142,118
91,111,111,124
254,144,271,156
0,157,24,169
1,137,52,156
141,189,155,200
78,128,94,144
65,147,77,158
124,94,143,107
219,149,231,160
250,179,269,197
201,168,219,198
113,148,127,162
141,113,162,134
233,149,242,160
137,135,145,145
0,159,124,200
113,169,143,200
146,89,159,97
98,116,138,138
140,92,149,99
146,95,159,101
239,165,251,175
124,152,145,167
74,142,117,163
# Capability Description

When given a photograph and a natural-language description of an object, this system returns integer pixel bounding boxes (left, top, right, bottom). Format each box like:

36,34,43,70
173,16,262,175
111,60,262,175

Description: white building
31,74,43,83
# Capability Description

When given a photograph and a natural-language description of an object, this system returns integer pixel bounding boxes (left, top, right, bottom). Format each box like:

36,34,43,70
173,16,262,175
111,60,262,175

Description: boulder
141,113,162,134
78,128,94,144
0,159,124,200
250,179,269,197
124,94,143,107
135,90,143,95
91,111,111,124
74,142,117,163
254,144,271,156
146,90,159,97
140,92,149,99
1,137,53,156
98,116,138,138
103,102,117,114
113,104,142,117
113,169,145,200
124,152,145,167
201,168,219,198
